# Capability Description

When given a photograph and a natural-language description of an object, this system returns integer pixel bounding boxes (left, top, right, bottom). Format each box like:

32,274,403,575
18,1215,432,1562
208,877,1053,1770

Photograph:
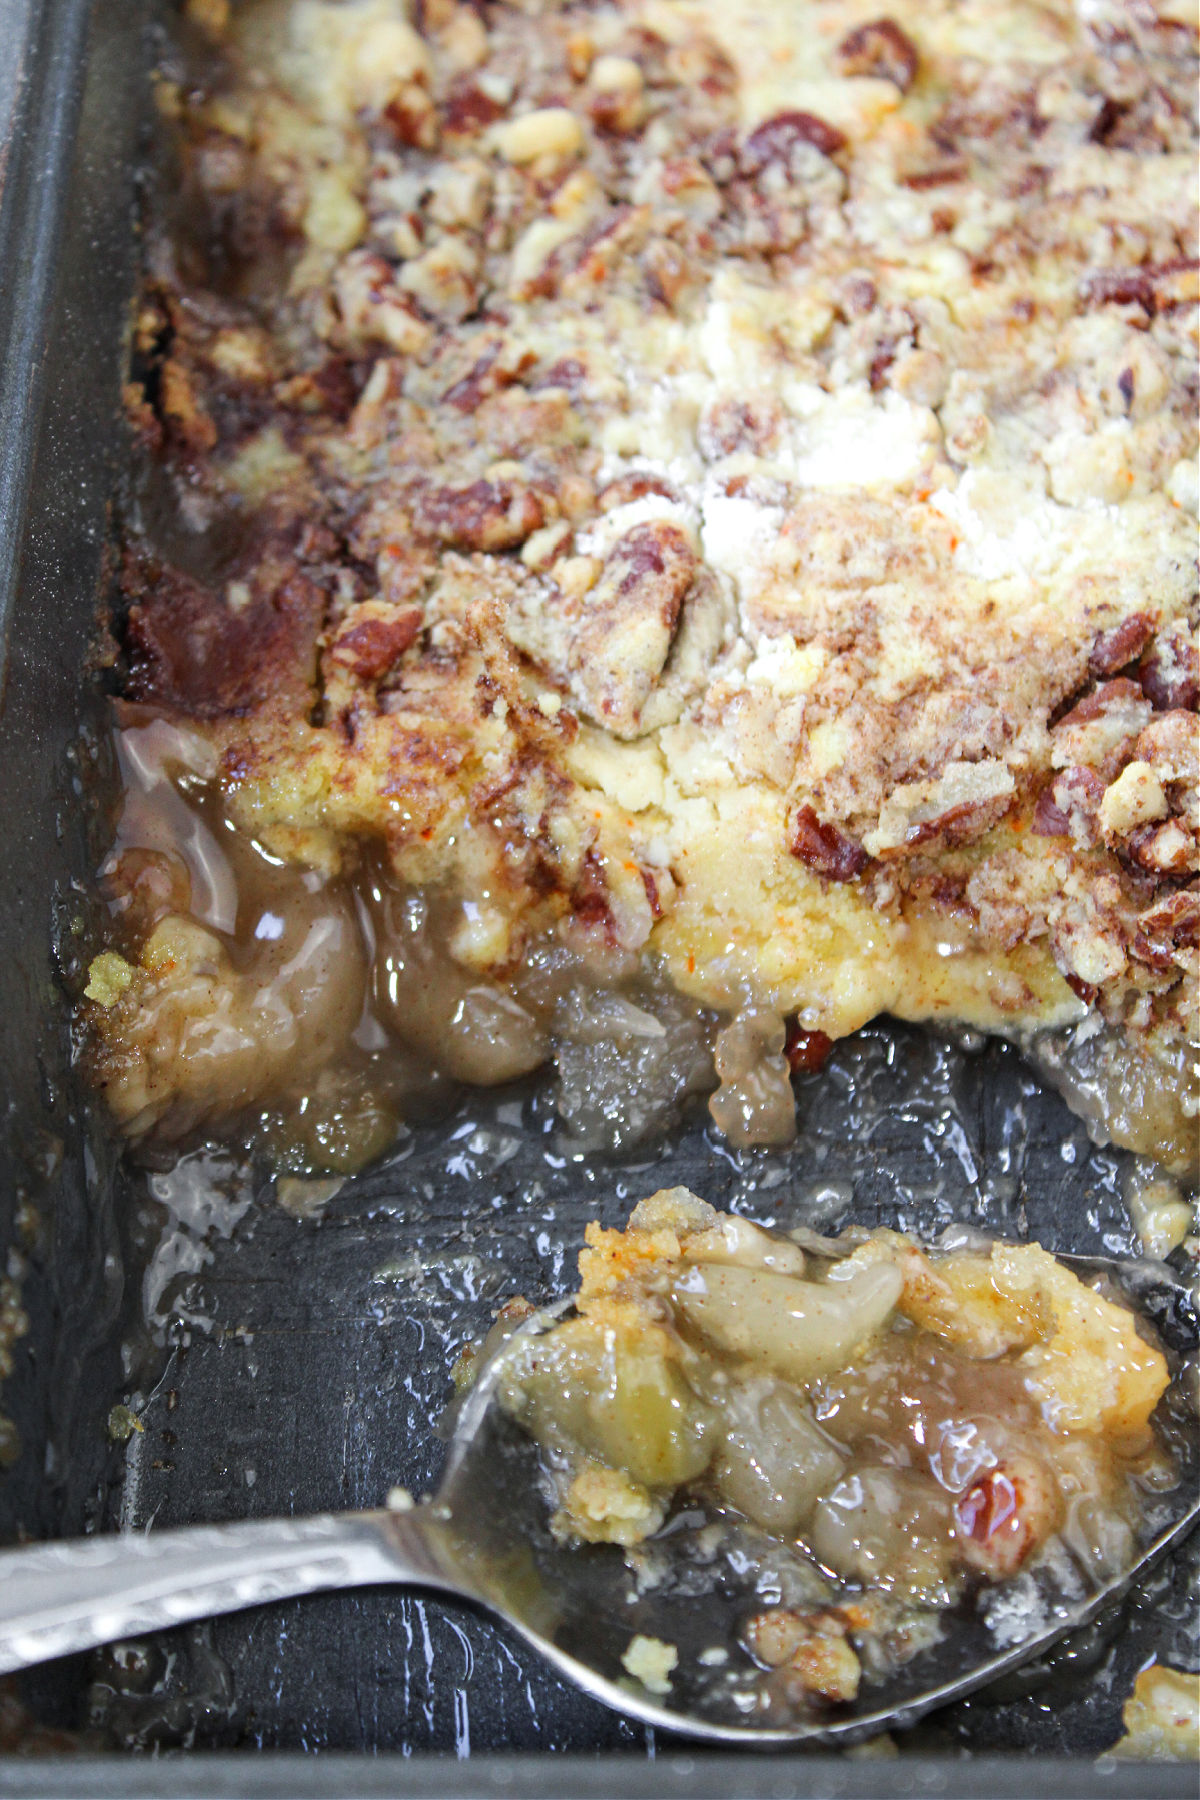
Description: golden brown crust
90,0,1198,1158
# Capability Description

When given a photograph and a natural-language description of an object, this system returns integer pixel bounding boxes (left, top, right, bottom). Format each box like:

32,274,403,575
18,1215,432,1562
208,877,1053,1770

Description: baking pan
0,1,1195,1791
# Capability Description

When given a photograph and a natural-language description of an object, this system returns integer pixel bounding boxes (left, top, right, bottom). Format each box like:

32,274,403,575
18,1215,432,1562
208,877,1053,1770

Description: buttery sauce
85,726,1200,1172
491,1188,1187,1715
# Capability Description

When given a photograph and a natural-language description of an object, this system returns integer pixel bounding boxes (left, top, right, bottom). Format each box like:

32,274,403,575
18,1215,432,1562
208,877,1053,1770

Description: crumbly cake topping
92,0,1197,1160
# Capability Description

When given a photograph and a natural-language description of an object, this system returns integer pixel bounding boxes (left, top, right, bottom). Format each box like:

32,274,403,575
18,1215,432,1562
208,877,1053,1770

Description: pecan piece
1126,819,1196,877
383,85,438,150
742,110,846,174
327,603,423,682
790,805,868,881
1033,767,1105,845
1139,620,1198,713
568,521,694,734
331,253,432,358
1052,679,1153,780
1051,875,1129,990
1079,258,1199,314
1138,886,1200,947
784,1022,835,1074
698,396,781,459
417,479,544,552
955,1454,1062,1579
864,761,1015,857
596,472,679,509
587,55,646,136
835,18,919,92
1098,760,1168,845
504,518,700,738
1056,676,1147,727
441,339,534,412
441,79,505,138
1032,790,1069,836
1088,611,1155,677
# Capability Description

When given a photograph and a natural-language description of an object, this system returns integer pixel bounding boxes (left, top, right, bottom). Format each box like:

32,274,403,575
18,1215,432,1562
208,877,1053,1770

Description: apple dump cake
488,1187,1187,1713
82,0,1197,1168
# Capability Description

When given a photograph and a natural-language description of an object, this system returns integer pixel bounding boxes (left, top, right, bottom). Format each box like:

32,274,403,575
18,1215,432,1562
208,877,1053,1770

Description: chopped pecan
1057,676,1146,728
903,161,967,189
838,273,877,316
327,604,423,682
442,342,502,412
1088,611,1155,677
1079,258,1199,313
505,518,698,738
1126,819,1196,877
698,397,781,460
835,18,919,92
1032,790,1069,836
1051,875,1129,990
441,79,505,138
596,473,679,509
441,340,535,412
383,85,438,150
784,1022,835,1074
605,521,693,615
417,480,544,552
566,204,649,291
1033,766,1105,844
495,106,584,166
864,761,1016,857
955,1454,1061,1579
741,110,846,174
1139,620,1199,713
790,805,868,881
654,157,723,227
1138,886,1200,946
1135,710,1199,787
289,355,362,421
331,253,432,357
568,521,694,733
616,24,671,84
1052,679,1153,780
642,238,694,310
532,355,587,397
670,33,737,98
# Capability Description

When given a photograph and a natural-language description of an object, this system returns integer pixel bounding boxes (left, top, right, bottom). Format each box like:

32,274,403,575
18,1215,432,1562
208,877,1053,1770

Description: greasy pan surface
0,0,1195,1778
82,1037,1200,1756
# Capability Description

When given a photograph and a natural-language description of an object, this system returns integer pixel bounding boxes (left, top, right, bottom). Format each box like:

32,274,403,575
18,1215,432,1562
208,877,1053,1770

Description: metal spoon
0,1254,1195,1745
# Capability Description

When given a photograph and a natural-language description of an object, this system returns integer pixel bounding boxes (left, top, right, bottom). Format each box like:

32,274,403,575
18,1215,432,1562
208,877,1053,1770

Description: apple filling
491,1187,1181,1707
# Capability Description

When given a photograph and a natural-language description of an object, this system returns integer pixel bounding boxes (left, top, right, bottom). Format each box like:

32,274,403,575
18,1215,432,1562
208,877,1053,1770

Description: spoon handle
0,1509,455,1673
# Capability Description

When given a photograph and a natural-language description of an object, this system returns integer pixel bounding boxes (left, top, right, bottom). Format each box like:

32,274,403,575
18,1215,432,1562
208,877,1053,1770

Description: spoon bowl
0,1253,1195,1745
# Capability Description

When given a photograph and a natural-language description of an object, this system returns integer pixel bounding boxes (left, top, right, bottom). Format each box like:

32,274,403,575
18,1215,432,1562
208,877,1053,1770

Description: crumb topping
91,0,1197,1160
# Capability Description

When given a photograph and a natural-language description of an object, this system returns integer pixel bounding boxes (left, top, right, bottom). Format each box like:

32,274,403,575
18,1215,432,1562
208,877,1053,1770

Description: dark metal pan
0,2,1194,1791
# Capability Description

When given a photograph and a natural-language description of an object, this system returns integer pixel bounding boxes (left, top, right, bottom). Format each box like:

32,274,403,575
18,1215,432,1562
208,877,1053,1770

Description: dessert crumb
621,1633,678,1696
